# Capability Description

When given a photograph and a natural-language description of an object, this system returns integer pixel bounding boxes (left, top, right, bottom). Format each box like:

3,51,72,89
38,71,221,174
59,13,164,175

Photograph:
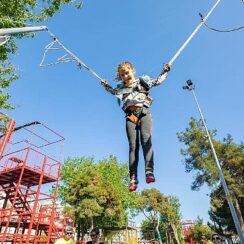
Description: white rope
40,30,104,81
40,39,76,67
0,16,104,82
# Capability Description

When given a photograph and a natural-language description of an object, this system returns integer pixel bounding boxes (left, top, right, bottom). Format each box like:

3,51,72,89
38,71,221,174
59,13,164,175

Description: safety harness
120,77,153,125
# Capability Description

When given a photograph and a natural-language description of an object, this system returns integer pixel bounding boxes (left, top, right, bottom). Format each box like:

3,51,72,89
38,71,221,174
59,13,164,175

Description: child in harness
101,61,171,191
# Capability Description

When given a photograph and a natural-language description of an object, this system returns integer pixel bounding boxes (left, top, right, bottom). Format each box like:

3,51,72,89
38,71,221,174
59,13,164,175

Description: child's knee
141,133,152,145
129,142,138,151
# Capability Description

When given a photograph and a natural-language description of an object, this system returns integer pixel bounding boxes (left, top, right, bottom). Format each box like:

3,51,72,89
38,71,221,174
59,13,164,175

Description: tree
58,156,140,240
186,217,212,243
139,188,183,244
141,219,155,240
177,117,244,234
0,0,82,110
140,188,169,243
160,196,183,244
207,186,237,238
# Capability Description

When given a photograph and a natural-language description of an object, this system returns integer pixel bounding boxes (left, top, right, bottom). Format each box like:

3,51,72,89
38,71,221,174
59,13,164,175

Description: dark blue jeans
126,108,154,178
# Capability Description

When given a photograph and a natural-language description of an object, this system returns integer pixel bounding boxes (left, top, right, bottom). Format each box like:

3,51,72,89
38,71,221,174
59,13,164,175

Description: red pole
0,117,15,159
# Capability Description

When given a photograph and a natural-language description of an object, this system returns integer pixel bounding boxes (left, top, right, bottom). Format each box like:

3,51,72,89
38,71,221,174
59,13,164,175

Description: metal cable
199,13,244,32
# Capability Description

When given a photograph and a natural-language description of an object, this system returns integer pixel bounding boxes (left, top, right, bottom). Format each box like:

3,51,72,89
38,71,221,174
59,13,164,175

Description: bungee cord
0,17,105,81
39,38,77,67
165,0,222,69
0,0,230,82
40,30,104,81
40,0,225,82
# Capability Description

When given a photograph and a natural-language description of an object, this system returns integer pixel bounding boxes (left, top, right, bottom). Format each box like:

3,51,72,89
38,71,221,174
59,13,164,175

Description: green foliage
177,117,218,190
141,220,154,240
140,188,170,217
160,196,184,244
0,62,17,110
58,156,140,240
208,186,239,236
187,218,212,243
177,117,244,234
140,189,183,244
97,157,141,218
0,0,82,110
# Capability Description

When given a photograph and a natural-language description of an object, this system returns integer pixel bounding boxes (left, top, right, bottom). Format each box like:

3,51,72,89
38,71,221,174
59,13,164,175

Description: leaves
140,189,183,243
186,219,212,243
58,156,141,239
178,117,244,234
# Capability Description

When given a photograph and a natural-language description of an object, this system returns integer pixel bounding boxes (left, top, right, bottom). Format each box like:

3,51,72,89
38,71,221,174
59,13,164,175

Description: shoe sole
129,185,138,191
146,177,155,184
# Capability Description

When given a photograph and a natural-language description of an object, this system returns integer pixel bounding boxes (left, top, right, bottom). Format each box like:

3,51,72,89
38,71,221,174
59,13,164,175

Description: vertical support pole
26,154,46,243
1,148,30,243
0,118,15,159
183,81,244,243
191,88,244,244
46,162,61,243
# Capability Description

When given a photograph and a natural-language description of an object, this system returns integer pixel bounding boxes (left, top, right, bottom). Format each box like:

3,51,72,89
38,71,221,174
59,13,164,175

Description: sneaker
129,175,138,192
145,168,155,184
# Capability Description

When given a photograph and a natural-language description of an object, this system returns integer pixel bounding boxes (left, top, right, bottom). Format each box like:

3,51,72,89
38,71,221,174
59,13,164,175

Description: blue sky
5,0,244,223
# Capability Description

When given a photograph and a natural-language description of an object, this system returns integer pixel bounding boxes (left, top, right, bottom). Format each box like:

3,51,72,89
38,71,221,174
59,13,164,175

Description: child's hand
159,63,171,76
101,80,108,87
164,63,171,72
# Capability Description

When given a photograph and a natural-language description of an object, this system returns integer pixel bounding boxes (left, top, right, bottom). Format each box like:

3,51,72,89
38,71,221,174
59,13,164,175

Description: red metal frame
0,116,66,243
0,113,15,159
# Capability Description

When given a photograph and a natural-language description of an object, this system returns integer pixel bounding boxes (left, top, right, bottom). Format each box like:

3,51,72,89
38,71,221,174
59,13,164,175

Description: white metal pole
190,86,244,244
0,26,48,35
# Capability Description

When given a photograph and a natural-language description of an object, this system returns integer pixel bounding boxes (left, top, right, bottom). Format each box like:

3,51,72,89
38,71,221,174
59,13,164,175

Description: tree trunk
233,195,244,232
81,224,86,241
77,221,81,240
170,222,180,244
169,231,172,244
154,217,163,244
165,231,169,244
91,217,94,230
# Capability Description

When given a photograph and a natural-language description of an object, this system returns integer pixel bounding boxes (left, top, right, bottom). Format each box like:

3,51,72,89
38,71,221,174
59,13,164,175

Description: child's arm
153,63,171,86
101,80,117,95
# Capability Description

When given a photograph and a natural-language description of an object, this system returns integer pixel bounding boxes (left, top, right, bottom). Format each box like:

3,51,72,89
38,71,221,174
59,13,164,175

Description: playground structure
0,112,72,243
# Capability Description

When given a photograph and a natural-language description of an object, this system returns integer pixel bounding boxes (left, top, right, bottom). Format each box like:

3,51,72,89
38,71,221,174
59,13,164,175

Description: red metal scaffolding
0,113,69,243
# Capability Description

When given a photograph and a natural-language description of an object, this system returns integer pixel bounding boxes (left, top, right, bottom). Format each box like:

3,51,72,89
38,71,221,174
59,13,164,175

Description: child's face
119,65,135,87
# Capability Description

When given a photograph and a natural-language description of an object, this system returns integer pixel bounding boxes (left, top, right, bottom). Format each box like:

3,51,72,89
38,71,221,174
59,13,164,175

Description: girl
101,62,171,191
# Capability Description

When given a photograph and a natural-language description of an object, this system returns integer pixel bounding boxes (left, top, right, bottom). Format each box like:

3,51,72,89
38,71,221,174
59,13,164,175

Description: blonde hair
116,61,135,81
